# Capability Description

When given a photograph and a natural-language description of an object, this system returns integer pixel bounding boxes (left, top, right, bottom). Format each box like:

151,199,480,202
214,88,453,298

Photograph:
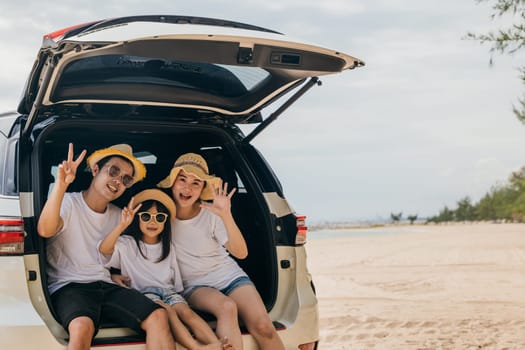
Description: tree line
407,1,525,225
427,165,525,223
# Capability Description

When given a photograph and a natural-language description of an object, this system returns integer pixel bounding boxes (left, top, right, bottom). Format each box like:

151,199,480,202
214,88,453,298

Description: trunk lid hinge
21,56,56,138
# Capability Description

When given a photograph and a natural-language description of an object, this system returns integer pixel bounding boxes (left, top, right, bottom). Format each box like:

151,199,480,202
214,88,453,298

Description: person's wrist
55,181,69,191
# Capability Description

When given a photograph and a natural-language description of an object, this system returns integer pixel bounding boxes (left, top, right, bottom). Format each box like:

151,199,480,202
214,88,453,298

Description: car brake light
0,217,24,255
298,342,316,350
43,21,98,41
295,214,308,245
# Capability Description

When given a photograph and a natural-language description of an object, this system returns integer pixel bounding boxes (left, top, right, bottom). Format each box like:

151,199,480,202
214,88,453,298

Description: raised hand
99,197,142,257
119,197,142,230
200,181,236,217
57,143,87,186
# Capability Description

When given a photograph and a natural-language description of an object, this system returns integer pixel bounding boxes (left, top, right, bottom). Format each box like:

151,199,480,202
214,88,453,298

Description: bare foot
195,343,224,350
221,336,234,350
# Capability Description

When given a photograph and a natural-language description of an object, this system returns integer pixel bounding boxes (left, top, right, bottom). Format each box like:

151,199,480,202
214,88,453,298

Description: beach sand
306,223,525,349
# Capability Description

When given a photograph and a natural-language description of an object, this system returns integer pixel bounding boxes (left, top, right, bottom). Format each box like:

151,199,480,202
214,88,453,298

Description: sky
1,1,524,223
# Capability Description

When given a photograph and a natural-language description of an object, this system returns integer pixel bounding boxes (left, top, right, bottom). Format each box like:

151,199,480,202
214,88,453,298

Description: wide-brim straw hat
133,189,176,219
157,153,221,201
86,144,146,184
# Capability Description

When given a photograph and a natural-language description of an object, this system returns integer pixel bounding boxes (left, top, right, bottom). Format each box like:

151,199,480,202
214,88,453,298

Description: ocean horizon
308,225,428,240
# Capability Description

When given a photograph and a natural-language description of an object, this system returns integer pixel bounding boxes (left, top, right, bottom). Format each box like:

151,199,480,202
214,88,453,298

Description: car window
236,171,246,193
0,137,18,196
56,55,270,99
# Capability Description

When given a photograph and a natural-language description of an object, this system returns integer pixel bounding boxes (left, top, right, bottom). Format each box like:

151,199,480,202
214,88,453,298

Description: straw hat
157,153,222,201
133,189,176,219
86,144,146,184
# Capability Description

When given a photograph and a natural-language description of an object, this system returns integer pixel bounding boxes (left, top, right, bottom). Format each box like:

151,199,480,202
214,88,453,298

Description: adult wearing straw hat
38,143,176,350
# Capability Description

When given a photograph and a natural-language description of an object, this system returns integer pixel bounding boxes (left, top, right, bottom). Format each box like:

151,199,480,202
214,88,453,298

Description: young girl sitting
157,153,285,350
98,189,230,350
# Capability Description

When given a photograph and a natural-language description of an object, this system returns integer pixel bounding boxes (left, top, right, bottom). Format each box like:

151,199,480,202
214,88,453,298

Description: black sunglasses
138,212,168,223
107,165,134,188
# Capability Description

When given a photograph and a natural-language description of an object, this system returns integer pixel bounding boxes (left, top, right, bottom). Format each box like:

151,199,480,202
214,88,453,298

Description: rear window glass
57,55,270,98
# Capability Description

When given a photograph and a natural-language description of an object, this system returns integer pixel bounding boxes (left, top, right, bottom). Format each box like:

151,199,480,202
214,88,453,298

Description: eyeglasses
107,165,134,188
138,212,168,223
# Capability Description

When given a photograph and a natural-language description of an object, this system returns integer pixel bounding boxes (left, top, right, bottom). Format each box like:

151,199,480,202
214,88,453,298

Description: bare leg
141,308,177,350
229,284,285,350
67,316,95,350
188,287,243,350
173,303,220,345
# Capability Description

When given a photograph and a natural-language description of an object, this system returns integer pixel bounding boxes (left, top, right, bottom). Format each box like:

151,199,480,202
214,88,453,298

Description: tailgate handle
237,47,253,64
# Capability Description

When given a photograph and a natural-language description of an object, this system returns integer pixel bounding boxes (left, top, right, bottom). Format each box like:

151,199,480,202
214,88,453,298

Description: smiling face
138,203,165,244
92,157,134,202
171,170,205,210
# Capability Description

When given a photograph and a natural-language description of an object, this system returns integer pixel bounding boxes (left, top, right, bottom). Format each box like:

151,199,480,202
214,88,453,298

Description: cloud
2,0,525,222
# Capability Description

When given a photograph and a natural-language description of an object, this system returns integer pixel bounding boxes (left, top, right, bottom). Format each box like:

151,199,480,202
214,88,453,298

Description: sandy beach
306,223,525,349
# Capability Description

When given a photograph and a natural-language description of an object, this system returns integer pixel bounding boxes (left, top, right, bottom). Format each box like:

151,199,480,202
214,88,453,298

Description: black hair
123,199,171,262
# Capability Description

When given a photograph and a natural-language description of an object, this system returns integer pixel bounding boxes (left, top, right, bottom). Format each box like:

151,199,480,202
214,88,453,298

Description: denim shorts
184,275,254,299
142,286,187,306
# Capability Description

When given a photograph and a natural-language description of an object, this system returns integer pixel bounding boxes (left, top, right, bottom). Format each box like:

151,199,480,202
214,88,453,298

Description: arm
200,182,248,259
37,143,86,238
220,211,248,259
99,198,141,256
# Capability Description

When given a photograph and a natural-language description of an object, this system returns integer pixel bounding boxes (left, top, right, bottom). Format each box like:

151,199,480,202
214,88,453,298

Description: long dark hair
124,200,171,262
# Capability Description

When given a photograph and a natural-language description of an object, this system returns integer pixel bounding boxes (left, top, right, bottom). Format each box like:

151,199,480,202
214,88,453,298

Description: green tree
508,165,525,190
429,165,525,223
467,0,525,122
390,212,403,223
476,191,498,220
455,196,476,221
510,191,525,221
407,214,418,224
427,206,455,223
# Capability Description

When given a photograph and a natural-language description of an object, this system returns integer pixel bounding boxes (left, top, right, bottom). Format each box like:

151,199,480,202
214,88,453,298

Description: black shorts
51,281,161,334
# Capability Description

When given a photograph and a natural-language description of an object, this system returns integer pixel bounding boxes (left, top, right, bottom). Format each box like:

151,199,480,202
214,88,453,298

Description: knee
177,305,196,320
249,316,275,339
218,297,238,319
142,307,169,330
68,316,95,338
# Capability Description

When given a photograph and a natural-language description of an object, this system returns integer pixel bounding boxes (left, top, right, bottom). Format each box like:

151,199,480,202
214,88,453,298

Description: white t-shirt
171,209,247,292
46,192,120,294
102,235,183,293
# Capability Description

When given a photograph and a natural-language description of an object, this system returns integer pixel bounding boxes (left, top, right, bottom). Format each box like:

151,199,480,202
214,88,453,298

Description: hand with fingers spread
37,143,88,238
200,181,237,218
99,197,141,256
119,197,142,230
200,181,247,259
56,143,87,187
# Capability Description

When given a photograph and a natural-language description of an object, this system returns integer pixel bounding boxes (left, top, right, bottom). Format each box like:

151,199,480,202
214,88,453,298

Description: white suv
0,15,363,349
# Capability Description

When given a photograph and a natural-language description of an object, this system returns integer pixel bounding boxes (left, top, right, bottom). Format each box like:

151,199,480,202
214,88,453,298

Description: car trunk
20,111,280,344
16,16,364,346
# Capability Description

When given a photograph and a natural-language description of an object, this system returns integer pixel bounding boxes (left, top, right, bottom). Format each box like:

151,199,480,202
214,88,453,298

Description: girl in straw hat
99,189,231,350
157,153,285,350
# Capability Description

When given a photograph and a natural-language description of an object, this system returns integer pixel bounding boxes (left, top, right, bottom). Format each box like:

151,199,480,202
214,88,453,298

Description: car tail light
295,214,308,245
298,342,317,350
43,21,98,41
0,217,24,255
